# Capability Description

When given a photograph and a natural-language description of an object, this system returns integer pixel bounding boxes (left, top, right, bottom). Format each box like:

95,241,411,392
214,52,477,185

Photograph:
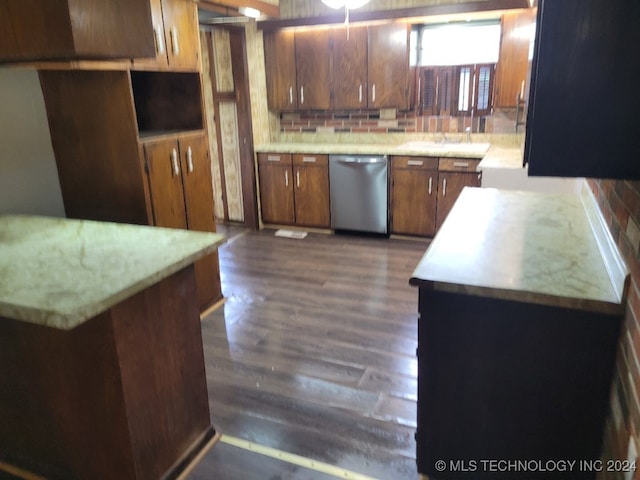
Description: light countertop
255,141,492,159
410,186,629,314
0,215,224,329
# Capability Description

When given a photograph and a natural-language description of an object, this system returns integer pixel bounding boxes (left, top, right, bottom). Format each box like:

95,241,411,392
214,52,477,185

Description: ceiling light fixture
321,0,370,9
239,6,261,18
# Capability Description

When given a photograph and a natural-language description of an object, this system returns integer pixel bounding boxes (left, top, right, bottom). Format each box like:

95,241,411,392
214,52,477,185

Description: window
412,21,500,116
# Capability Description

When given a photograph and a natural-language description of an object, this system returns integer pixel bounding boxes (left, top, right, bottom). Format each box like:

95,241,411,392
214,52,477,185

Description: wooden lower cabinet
391,156,438,236
258,153,295,225
0,266,214,480
293,154,330,228
143,133,221,310
416,288,621,479
390,156,480,237
436,158,482,231
258,153,330,228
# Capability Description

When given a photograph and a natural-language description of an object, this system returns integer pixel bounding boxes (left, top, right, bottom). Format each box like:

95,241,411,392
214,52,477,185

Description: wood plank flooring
188,226,430,480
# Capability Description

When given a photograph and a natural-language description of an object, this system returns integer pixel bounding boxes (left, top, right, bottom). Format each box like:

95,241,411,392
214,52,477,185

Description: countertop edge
409,187,629,314
409,278,626,316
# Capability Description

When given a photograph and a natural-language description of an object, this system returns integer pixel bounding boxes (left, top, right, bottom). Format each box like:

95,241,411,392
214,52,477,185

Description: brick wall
589,179,640,480
279,108,519,135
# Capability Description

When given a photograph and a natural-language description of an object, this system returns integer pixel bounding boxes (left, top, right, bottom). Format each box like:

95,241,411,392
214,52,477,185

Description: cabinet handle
296,170,300,188
170,27,179,55
171,148,179,176
285,170,289,187
372,84,376,103
289,86,293,104
442,178,447,197
267,155,280,162
407,160,424,166
428,177,432,195
187,146,194,173
358,84,362,103
300,86,304,105
155,27,165,55
453,161,470,168
302,156,316,163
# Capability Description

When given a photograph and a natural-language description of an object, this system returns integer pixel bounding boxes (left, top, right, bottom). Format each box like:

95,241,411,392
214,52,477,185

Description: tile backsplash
279,108,520,136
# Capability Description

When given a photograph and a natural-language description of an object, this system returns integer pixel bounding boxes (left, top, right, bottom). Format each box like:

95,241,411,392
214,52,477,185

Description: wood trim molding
257,0,530,31
197,0,280,18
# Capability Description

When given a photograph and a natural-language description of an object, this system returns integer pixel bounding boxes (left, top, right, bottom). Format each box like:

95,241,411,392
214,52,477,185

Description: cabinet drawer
258,153,292,165
293,154,328,167
392,156,438,171
438,157,481,172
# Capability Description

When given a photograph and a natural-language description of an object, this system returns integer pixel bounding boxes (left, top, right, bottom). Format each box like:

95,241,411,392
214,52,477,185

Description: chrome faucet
465,127,471,144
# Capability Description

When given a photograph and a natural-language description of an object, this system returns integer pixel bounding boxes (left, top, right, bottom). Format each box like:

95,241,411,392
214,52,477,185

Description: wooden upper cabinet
494,10,536,108
133,0,200,70
525,0,640,179
331,26,368,110
368,23,410,109
295,29,331,110
0,0,155,63
264,30,298,111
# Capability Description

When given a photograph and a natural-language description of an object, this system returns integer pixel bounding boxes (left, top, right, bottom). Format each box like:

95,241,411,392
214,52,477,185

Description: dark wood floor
188,226,430,480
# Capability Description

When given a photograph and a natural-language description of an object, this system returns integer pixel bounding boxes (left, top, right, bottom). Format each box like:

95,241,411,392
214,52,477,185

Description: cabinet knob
285,170,289,187
428,177,433,195
442,178,447,197
289,86,293,105
296,170,300,188
358,84,363,103
372,84,376,103
300,86,304,105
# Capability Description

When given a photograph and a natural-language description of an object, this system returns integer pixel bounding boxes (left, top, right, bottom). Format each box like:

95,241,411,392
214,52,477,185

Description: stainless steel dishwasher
329,154,389,234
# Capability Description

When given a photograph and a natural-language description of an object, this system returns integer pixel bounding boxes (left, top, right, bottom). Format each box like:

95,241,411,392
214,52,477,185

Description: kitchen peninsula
0,215,224,479
410,186,629,479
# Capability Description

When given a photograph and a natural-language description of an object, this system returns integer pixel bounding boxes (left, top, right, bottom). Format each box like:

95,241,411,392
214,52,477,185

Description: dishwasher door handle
335,158,386,165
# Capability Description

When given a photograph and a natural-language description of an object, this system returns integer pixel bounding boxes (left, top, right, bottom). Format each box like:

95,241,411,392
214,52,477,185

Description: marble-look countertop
0,215,224,329
255,141,492,159
410,186,629,314
477,145,524,170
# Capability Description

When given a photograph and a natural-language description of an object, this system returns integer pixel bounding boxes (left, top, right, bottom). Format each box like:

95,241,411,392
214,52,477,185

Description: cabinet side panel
39,70,151,225
112,266,211,479
0,313,136,479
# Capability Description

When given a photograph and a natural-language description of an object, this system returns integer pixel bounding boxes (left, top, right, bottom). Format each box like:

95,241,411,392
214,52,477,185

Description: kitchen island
0,215,224,479
411,186,629,479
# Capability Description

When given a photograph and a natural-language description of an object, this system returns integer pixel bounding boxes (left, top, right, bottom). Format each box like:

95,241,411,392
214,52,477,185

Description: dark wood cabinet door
436,172,480,230
0,0,154,63
258,159,295,225
368,23,410,109
161,0,200,69
331,26,368,110
295,29,331,110
293,154,330,228
264,30,298,111
391,166,437,237
525,0,640,179
178,133,222,308
132,0,168,68
144,139,188,229
178,133,215,233
494,10,536,108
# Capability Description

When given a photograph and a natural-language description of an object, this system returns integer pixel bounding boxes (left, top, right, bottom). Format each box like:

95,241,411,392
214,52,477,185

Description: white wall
0,68,65,217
